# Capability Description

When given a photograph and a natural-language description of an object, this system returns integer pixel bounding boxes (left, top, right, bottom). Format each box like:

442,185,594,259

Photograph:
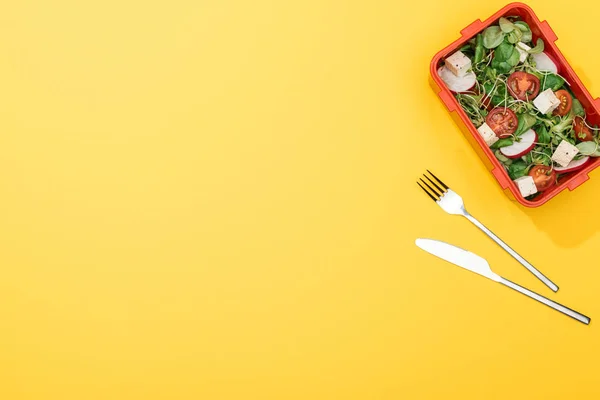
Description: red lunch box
430,2,600,207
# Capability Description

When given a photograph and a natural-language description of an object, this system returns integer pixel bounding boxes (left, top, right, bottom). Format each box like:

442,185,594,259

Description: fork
417,170,559,292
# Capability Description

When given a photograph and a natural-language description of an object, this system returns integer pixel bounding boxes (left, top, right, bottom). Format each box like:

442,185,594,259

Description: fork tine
417,182,438,202
427,170,449,190
424,175,445,194
419,178,442,199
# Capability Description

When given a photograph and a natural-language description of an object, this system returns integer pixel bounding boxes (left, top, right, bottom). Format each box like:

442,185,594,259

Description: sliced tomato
485,108,518,138
553,90,572,116
507,72,541,101
528,165,556,192
574,116,593,142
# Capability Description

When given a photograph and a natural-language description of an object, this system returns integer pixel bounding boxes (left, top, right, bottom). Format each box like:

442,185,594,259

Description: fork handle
463,212,559,292
498,277,590,324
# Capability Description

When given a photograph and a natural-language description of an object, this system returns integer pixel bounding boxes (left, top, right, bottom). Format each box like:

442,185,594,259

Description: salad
437,16,599,200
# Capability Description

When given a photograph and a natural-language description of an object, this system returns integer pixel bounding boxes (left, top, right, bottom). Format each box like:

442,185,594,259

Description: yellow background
1,1,598,399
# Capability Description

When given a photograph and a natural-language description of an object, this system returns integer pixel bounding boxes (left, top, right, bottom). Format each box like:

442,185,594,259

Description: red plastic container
430,2,600,207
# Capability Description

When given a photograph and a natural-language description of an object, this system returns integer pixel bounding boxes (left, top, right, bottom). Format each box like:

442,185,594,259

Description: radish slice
500,129,537,159
438,66,476,93
532,52,558,74
554,156,590,173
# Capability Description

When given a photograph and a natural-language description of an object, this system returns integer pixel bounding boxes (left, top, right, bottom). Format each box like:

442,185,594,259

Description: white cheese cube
516,42,531,63
533,89,561,114
445,51,472,78
552,140,579,167
515,176,538,198
477,123,499,147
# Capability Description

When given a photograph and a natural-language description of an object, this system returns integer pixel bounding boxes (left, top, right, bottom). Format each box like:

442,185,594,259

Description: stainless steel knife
416,238,590,325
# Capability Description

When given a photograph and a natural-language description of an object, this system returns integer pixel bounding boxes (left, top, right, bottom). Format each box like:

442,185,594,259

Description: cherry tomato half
528,165,556,192
507,71,541,101
485,107,518,138
573,116,594,142
553,90,572,116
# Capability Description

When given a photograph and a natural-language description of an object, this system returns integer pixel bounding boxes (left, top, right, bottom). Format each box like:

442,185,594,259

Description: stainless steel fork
417,170,559,292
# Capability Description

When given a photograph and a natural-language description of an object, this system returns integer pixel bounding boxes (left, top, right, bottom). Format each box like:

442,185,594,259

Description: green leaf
507,45,520,66
514,21,532,42
485,67,497,81
492,41,517,73
491,138,514,149
474,34,485,64
495,150,513,164
507,29,522,44
459,44,472,53
508,160,529,179
528,38,545,55
483,26,505,49
552,115,575,135
541,74,565,91
492,59,513,74
536,125,551,144
576,141,598,156
572,99,585,117
495,41,514,61
499,17,516,33
531,148,552,166
515,113,537,136
490,84,507,106
514,21,530,32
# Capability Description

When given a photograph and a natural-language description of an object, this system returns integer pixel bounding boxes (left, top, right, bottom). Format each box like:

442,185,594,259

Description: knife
416,238,590,325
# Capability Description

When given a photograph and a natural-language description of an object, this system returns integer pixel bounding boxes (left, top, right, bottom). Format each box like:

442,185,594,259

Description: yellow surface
1,1,599,399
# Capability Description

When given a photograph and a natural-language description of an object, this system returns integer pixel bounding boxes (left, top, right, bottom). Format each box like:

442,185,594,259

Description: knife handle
463,213,559,293
498,277,590,325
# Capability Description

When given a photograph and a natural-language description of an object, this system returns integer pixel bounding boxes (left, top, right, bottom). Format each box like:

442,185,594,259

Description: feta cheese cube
477,123,499,147
552,140,579,167
533,89,561,114
445,51,472,78
515,42,531,63
515,176,538,198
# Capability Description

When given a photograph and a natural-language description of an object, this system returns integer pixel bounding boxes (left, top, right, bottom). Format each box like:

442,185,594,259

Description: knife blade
415,238,501,282
416,238,591,325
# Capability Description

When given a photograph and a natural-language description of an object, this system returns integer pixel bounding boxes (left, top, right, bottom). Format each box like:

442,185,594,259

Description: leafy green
485,67,497,81
529,38,545,55
507,46,520,65
551,113,574,133
492,60,511,74
492,41,519,74
499,17,516,33
536,125,552,144
514,21,532,42
507,29,522,44
515,113,537,136
572,99,585,117
541,74,565,91
482,81,508,106
474,34,485,64
491,84,508,106
491,138,514,149
531,148,552,166
455,94,486,127
508,160,529,179
496,41,514,61
483,26,505,49
495,150,513,164
576,141,598,156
